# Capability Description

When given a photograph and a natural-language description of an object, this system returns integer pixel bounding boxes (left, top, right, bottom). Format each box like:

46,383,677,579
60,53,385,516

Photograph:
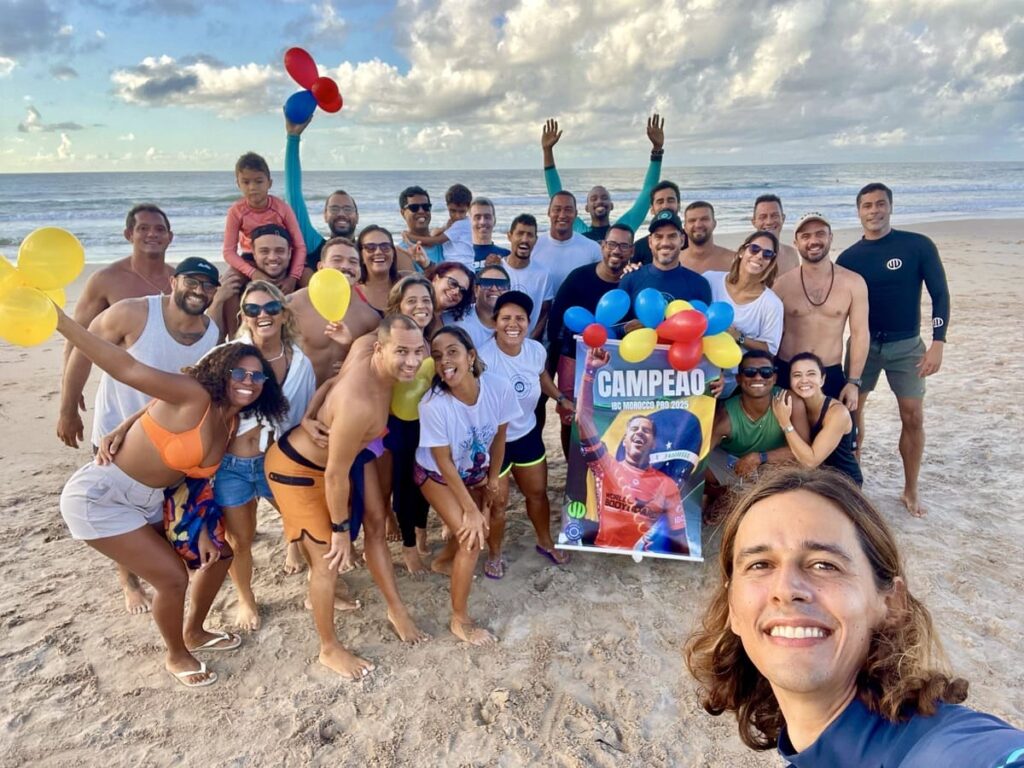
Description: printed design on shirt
886,258,903,270
508,371,532,398
933,317,944,328
457,426,495,484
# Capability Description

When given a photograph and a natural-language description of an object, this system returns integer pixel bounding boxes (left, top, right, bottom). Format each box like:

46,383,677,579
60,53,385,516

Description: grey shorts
860,336,926,399
60,462,165,540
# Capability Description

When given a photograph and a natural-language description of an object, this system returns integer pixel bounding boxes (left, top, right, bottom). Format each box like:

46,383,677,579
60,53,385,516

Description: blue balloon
564,305,595,334
634,287,667,329
595,289,630,326
284,90,317,124
704,301,735,336
689,299,709,314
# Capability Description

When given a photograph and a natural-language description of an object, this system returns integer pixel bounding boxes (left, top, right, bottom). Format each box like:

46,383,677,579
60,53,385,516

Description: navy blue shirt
472,243,510,269
619,263,711,307
779,696,1024,768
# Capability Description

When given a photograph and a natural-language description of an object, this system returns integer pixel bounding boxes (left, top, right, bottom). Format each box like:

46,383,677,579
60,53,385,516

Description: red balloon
668,339,703,371
658,309,708,343
284,47,319,89
311,77,342,112
582,323,608,349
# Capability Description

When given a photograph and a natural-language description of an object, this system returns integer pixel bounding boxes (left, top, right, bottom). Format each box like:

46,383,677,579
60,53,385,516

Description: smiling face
684,206,716,246
795,222,833,264
789,358,824,400
227,354,266,408
585,186,612,219
402,193,432,235
431,331,476,389
623,415,655,466
319,242,361,284
474,267,509,314
650,226,683,268
651,186,680,215
125,210,173,259
376,326,426,382
470,202,495,243
495,302,529,347
738,358,776,400
360,231,394,279
738,235,776,282
753,201,785,238
241,289,283,341
601,229,633,274
252,233,290,280
548,193,577,240
324,193,358,237
857,190,892,238
728,490,891,710
171,274,216,316
433,270,470,311
399,283,435,329
237,169,271,209
508,222,537,261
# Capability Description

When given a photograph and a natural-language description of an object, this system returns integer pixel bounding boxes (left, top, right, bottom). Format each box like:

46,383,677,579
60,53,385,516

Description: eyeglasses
241,300,283,318
740,366,777,379
327,205,357,215
603,240,633,252
229,368,268,384
745,243,776,260
362,243,393,254
180,275,217,292
444,276,468,296
477,277,510,289
404,203,432,213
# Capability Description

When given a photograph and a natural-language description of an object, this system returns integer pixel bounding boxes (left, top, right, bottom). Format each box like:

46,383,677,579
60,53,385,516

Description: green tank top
720,388,786,455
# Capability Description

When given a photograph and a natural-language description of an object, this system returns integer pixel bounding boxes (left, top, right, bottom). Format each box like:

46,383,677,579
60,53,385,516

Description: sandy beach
1,218,1021,767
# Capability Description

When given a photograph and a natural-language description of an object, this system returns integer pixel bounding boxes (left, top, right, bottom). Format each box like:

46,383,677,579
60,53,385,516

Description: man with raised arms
265,315,430,680
284,115,360,271
773,213,868,408
531,191,602,292
751,194,799,275
681,201,734,273
541,115,665,243
632,181,683,266
57,256,225,613
837,182,950,517
289,236,382,385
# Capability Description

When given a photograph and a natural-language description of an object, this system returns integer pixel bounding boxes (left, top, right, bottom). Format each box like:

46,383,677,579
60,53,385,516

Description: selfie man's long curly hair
184,343,289,423
684,466,968,751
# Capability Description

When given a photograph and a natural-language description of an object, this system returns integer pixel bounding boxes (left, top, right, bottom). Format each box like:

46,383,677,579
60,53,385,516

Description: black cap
250,223,292,244
493,289,534,319
649,210,683,233
173,257,220,286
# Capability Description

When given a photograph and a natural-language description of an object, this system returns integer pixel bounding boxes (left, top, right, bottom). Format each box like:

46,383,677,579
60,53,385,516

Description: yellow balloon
0,255,17,292
415,357,435,382
43,287,67,309
619,327,658,363
0,285,58,346
664,299,692,319
308,268,352,322
703,332,742,368
391,359,436,420
17,227,85,290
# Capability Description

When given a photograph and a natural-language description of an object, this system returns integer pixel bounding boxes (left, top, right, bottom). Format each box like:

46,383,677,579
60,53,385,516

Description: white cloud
119,132,135,141
56,133,73,159
0,57,15,77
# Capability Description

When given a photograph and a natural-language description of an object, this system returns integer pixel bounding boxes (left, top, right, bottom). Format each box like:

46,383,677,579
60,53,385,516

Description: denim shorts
214,453,274,507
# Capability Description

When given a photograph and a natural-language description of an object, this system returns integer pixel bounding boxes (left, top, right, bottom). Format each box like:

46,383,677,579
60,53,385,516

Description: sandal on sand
188,631,241,653
483,557,506,580
170,661,218,688
535,545,571,566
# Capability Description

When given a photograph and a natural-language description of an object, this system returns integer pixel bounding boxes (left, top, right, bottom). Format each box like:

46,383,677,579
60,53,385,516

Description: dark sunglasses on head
230,368,268,384
445,276,468,295
740,366,777,379
241,300,283,318
404,202,432,213
746,243,776,260
477,277,510,289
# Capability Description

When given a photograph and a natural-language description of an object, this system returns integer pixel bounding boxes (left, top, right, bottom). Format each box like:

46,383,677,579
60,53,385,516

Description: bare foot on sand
430,556,453,576
319,644,375,681
900,491,926,517
283,541,306,575
304,595,361,612
451,617,497,647
235,600,261,632
388,608,431,644
402,547,428,579
415,527,430,557
385,512,402,543
123,583,152,615
440,523,451,542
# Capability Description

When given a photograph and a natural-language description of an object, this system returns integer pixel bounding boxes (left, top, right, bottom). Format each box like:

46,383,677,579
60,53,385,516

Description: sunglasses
740,366,777,379
444,276,469,296
241,300,283,318
404,202,432,213
230,368,268,384
362,243,393,254
477,277,510,289
746,243,776,260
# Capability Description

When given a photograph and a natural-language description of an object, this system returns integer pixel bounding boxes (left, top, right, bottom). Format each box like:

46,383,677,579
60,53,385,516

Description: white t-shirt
441,218,474,267
505,259,554,335
477,338,546,440
454,309,496,350
416,372,520,484
531,232,601,294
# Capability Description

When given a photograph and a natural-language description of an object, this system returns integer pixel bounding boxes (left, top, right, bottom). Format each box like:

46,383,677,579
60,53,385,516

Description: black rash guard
837,229,949,342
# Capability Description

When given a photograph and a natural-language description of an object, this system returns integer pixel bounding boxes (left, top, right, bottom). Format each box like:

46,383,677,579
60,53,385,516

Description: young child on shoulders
404,183,474,266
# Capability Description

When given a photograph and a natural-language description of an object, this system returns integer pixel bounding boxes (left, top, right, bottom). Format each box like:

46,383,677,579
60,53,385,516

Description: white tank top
91,294,220,446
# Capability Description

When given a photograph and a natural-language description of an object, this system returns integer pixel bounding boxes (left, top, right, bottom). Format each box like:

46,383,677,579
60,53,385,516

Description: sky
0,0,1021,173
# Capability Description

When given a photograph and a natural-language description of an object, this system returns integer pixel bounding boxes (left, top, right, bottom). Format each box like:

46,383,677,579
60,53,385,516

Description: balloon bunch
390,358,436,421
282,47,343,124
562,288,743,373
0,227,84,346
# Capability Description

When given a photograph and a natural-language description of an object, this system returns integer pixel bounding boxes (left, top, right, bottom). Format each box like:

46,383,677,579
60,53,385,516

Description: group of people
44,113,1022,766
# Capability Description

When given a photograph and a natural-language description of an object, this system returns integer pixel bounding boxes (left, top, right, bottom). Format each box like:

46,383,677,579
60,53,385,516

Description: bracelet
330,520,351,534
783,425,795,433
650,149,665,158
758,451,768,465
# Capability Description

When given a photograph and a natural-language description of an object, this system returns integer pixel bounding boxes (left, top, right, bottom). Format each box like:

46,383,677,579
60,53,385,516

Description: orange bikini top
139,403,232,479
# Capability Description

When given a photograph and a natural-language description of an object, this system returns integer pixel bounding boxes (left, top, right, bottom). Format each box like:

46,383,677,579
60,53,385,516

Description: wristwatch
847,377,863,388
330,519,351,533
759,451,768,465
736,332,746,346
783,425,795,433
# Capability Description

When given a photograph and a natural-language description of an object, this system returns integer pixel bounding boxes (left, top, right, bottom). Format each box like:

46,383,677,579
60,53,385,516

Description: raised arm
576,346,609,443
614,114,665,233
284,116,325,256
541,118,563,194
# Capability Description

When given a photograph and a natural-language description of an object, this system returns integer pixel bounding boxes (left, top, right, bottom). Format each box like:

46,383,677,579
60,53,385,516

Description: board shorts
60,461,164,540
776,360,847,399
213,453,274,508
500,422,547,476
859,336,926,399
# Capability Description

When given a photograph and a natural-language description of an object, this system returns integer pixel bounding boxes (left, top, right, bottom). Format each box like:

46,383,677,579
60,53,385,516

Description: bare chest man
776,266,857,365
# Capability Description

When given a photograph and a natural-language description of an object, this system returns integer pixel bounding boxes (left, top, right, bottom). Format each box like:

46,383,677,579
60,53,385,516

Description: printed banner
557,338,716,562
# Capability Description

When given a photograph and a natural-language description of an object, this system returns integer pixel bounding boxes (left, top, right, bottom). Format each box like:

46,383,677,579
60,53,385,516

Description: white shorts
60,462,164,540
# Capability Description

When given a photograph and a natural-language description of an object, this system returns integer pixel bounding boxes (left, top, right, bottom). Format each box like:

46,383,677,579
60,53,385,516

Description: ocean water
0,162,1021,263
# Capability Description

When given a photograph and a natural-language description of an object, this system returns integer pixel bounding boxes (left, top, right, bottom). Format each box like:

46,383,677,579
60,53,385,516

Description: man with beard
751,195,800,275
548,223,634,455
620,211,711,306
632,181,683,266
503,213,552,339
773,213,868,408
285,115,360,270
289,237,382,385
56,257,225,614
681,201,734,273
532,191,602,292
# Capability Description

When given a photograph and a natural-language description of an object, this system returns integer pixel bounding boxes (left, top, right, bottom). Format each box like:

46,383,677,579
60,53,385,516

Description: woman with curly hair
424,261,475,322
685,466,1023,765
55,304,287,688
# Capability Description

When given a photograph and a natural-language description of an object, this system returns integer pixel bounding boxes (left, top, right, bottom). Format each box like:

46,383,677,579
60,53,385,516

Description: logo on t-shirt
509,372,531,396
886,258,903,271
933,317,944,328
